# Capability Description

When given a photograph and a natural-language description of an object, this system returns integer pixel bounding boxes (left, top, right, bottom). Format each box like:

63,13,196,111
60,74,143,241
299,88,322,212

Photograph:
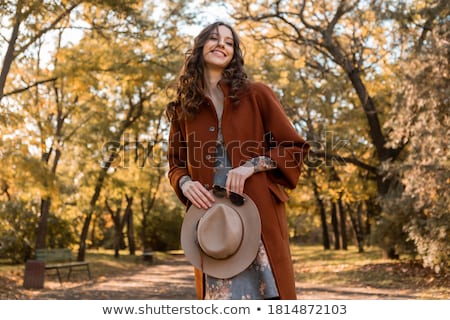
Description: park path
24,255,197,300
17,255,428,300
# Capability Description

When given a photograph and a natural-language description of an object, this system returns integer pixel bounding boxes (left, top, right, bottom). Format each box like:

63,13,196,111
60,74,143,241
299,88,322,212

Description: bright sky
0,1,233,66
181,2,234,35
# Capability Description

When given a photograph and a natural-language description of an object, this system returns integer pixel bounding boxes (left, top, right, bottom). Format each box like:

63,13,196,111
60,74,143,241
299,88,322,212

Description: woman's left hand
225,165,254,195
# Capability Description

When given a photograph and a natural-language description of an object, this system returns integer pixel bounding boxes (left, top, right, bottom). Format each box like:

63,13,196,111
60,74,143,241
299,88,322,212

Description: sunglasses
212,185,245,206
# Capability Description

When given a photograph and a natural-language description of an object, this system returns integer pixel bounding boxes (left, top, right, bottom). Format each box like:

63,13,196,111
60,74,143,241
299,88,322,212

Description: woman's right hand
181,180,215,209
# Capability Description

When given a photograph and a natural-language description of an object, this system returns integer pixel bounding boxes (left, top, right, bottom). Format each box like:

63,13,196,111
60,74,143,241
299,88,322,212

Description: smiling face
202,25,234,72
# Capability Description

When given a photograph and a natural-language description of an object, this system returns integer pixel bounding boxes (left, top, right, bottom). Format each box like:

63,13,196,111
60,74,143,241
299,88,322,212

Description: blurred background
0,0,448,276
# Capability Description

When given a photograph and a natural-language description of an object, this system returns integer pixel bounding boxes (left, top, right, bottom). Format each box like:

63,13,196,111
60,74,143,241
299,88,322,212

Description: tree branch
415,0,448,53
310,150,378,174
15,2,82,58
2,77,57,97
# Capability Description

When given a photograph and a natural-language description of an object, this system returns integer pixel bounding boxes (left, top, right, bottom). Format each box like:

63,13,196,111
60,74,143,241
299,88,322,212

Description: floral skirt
204,241,279,299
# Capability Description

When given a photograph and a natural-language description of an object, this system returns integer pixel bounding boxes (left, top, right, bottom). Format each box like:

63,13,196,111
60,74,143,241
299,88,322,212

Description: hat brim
181,191,261,279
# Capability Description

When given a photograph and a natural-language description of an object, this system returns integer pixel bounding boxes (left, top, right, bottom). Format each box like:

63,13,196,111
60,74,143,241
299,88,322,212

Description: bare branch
15,2,82,58
298,0,322,32
415,0,448,53
311,150,378,174
3,77,58,97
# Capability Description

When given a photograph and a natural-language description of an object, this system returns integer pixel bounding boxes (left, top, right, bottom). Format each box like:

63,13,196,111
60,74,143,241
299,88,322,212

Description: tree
381,5,449,272
233,0,403,194
230,0,448,268
73,0,190,260
105,195,133,257
0,0,81,101
0,0,190,261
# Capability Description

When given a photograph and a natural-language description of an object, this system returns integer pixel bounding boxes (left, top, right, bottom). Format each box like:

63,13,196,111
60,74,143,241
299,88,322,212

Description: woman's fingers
225,165,254,194
181,166,253,209
181,181,215,209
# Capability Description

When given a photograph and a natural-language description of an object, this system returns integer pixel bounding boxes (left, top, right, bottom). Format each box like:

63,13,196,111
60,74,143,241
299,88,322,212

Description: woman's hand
225,165,254,195
181,180,215,209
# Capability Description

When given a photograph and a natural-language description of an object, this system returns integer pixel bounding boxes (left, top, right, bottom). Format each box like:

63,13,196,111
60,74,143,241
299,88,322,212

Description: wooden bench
35,248,91,284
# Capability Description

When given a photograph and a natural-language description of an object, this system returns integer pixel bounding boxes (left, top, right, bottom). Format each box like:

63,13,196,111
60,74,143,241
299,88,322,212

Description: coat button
209,126,215,132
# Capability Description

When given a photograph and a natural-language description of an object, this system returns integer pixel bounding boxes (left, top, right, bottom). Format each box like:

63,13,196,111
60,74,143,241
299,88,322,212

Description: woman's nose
217,38,225,47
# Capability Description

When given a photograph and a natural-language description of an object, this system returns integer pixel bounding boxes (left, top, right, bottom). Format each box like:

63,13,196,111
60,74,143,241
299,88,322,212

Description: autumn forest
0,0,448,275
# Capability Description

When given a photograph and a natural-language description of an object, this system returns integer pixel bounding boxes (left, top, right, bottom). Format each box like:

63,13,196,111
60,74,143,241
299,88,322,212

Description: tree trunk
105,198,123,258
337,196,347,250
312,179,330,250
114,224,122,258
364,198,377,246
77,168,108,261
0,3,21,101
141,194,151,252
140,173,162,253
90,215,98,249
35,198,51,249
330,201,340,249
356,202,365,252
348,202,365,253
125,195,136,255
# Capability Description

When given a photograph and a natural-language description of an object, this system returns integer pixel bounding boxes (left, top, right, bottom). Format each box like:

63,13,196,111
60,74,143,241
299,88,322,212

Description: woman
166,21,309,299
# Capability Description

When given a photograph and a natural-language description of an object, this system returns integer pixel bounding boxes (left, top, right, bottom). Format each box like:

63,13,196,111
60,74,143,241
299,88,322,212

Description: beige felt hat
180,190,261,279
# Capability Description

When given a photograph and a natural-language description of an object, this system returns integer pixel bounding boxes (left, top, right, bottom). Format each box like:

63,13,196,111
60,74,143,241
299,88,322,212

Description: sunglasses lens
213,185,226,197
212,185,245,206
229,192,245,206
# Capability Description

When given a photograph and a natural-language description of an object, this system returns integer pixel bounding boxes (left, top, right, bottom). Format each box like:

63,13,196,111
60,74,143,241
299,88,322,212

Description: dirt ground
2,255,446,300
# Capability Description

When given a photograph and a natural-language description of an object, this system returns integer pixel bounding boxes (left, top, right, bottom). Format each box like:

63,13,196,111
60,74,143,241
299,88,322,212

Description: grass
291,244,385,284
291,244,449,298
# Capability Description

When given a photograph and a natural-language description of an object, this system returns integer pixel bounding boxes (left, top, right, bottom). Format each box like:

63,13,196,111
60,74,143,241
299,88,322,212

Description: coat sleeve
254,83,310,189
167,114,189,205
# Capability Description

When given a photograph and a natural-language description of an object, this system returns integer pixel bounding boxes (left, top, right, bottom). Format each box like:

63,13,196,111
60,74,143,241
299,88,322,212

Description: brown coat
167,81,309,299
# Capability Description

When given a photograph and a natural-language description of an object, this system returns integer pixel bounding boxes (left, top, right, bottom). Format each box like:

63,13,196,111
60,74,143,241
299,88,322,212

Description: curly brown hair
166,21,248,120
